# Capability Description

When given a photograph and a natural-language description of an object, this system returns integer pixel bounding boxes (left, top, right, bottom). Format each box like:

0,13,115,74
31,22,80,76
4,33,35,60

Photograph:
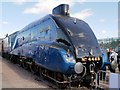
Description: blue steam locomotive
1,4,102,87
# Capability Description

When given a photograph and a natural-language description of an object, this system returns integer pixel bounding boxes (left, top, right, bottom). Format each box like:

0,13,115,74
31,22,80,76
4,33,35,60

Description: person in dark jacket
100,48,111,80
109,48,118,73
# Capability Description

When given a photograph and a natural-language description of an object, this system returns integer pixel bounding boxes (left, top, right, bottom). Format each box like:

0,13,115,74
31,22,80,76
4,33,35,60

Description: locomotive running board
42,73,69,84
26,62,32,65
19,59,32,65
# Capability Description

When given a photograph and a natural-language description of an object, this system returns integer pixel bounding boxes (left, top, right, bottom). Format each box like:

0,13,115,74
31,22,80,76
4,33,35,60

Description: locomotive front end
52,4,102,87
68,19,102,86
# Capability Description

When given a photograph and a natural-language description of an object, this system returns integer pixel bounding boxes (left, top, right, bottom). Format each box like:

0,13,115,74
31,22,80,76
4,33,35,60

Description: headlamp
63,54,76,63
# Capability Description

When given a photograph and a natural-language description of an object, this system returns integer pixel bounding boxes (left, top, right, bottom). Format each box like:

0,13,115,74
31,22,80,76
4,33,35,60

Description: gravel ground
0,56,54,89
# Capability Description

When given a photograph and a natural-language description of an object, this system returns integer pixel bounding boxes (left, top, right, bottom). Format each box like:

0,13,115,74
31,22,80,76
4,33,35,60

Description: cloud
12,0,27,5
99,19,105,22
101,30,107,34
23,0,86,14
95,29,109,39
2,21,8,25
72,9,93,20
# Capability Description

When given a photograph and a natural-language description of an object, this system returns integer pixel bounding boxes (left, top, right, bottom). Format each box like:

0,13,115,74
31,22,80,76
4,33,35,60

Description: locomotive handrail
95,70,110,89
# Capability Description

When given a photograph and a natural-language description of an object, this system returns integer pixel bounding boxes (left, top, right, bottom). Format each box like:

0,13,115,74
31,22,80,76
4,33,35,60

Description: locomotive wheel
23,60,29,70
30,62,38,74
17,59,23,67
9,55,13,62
56,73,64,82
10,55,16,64
39,67,45,79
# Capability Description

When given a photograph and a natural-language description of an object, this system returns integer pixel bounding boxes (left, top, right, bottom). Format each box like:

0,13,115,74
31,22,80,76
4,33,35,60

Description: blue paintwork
11,41,75,75
9,15,76,75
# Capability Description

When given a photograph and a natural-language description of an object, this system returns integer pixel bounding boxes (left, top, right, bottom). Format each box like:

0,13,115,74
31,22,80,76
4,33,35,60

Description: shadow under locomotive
1,4,102,88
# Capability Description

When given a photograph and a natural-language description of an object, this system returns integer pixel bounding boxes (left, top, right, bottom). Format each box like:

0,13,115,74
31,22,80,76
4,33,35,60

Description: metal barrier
95,70,110,89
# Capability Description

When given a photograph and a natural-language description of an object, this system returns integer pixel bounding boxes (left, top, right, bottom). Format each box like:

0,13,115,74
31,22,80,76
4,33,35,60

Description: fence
95,70,110,89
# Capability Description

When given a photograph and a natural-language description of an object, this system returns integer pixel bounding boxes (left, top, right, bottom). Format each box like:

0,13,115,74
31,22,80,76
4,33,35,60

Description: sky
0,0,119,39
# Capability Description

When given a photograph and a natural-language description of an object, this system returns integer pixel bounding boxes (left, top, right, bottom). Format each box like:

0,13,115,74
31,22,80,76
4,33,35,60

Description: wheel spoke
23,60,29,70
39,67,45,78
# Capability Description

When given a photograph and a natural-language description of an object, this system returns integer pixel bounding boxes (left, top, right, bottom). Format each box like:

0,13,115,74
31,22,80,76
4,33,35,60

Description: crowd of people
106,47,120,73
100,45,120,73
97,46,120,85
